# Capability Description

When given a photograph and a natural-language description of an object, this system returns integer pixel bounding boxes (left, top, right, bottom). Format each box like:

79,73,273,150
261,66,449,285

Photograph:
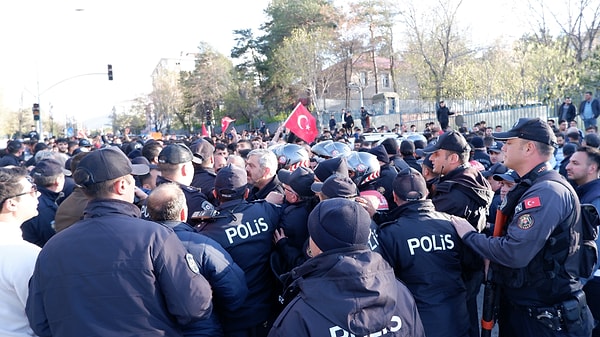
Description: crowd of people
0,114,599,337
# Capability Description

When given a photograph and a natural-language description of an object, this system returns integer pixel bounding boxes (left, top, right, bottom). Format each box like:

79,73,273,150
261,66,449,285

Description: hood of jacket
285,247,399,335
433,164,493,207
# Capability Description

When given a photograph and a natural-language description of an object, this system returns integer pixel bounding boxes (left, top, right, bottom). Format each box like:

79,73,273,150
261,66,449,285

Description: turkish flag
523,196,542,209
221,117,235,133
201,124,208,137
284,102,318,143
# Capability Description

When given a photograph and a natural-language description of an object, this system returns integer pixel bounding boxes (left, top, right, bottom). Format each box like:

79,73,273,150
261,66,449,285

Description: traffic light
107,64,113,80
205,110,212,126
32,103,40,121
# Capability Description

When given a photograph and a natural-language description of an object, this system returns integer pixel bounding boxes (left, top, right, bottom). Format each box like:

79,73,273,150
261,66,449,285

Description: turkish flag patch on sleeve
523,196,542,209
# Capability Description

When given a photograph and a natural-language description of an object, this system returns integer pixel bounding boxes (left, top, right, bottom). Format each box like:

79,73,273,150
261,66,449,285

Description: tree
149,64,185,134
110,98,147,136
527,0,600,63
272,27,338,113
251,0,338,113
401,0,472,103
348,0,401,94
179,43,234,133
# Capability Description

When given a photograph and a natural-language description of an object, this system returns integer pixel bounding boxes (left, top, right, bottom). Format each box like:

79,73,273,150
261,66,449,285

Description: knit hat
308,198,371,251
470,136,485,149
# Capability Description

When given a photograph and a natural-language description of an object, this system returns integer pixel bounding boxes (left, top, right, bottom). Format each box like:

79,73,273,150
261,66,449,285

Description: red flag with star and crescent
284,102,318,143
221,117,235,134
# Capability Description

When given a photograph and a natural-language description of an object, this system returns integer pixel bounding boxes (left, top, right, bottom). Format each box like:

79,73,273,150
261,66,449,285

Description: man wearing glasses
0,167,41,337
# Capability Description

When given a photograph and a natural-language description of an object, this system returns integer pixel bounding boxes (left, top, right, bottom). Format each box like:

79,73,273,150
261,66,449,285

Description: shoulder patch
517,214,534,230
523,196,541,209
185,253,200,274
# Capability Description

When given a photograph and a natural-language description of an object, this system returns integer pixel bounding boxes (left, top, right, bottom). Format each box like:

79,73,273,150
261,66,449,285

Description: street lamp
348,82,364,109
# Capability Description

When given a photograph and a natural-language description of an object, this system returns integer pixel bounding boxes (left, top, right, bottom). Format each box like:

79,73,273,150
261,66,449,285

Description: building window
360,72,367,86
382,73,390,88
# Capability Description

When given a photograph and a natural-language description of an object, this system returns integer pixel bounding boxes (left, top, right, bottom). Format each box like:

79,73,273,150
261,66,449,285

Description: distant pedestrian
343,110,354,135
436,100,454,131
559,97,577,124
579,91,600,129
360,106,372,129
328,114,336,131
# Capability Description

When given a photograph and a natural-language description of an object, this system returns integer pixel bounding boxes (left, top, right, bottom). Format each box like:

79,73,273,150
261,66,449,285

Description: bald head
146,183,187,222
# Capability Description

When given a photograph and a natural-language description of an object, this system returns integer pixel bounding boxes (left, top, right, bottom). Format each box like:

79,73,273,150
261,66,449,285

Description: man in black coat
559,97,577,123
268,198,425,337
423,130,493,337
147,183,248,337
436,100,454,131
198,164,283,337
376,168,469,337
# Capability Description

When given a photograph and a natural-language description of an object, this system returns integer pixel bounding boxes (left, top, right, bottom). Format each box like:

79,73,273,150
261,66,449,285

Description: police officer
197,164,283,337
452,118,594,337
26,147,213,336
143,143,214,223
268,198,425,337
146,183,248,337
369,144,398,211
422,130,493,337
376,168,469,337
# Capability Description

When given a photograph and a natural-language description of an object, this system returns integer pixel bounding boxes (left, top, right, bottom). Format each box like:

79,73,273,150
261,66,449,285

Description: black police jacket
161,220,248,337
197,199,283,332
142,176,213,224
376,200,470,337
269,247,425,337
191,166,216,198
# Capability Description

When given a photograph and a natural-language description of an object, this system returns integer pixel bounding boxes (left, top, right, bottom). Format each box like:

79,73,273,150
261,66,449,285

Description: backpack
579,204,599,279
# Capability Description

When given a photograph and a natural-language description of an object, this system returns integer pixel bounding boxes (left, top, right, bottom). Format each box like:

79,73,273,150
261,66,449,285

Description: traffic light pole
33,70,111,140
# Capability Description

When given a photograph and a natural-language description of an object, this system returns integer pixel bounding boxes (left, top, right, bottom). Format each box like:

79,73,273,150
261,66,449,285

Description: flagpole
283,102,303,126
